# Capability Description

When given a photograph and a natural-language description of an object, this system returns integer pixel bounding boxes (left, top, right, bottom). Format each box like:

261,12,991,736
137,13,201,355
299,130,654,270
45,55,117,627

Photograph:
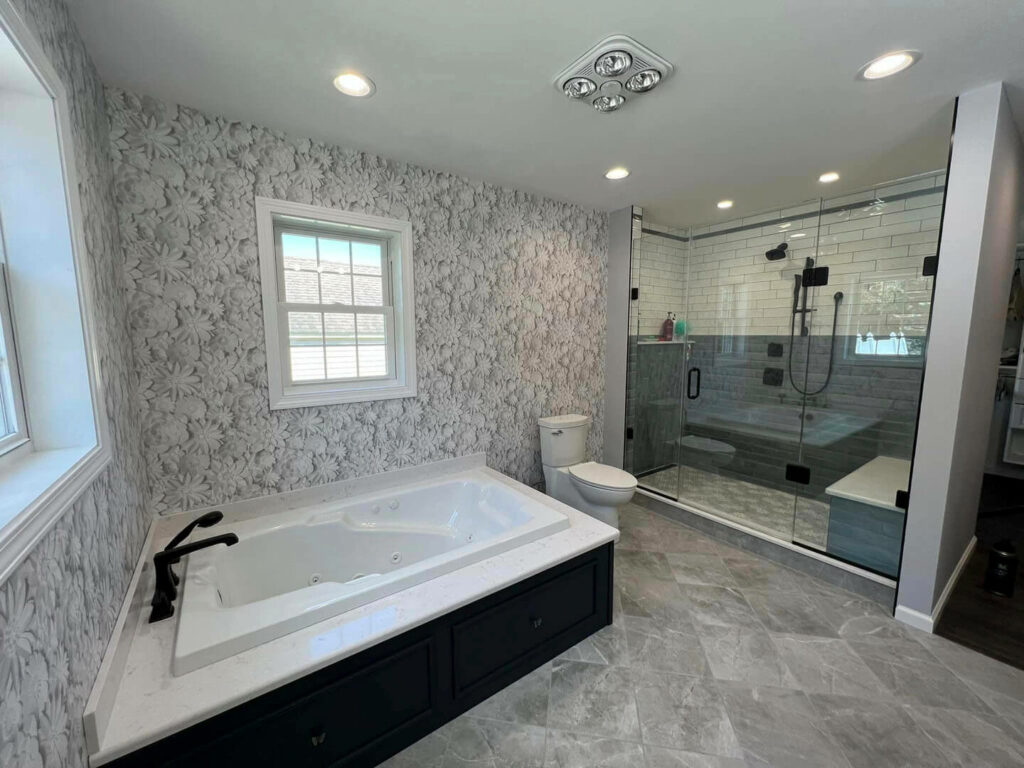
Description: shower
788,256,844,396
765,242,788,260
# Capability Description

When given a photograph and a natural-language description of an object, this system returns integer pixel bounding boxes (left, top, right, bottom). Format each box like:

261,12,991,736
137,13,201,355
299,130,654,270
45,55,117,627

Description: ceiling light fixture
563,77,597,99
554,35,673,115
857,50,920,80
819,171,840,183
595,50,632,77
625,69,661,93
593,94,625,112
332,71,376,97
605,166,630,180
717,200,734,210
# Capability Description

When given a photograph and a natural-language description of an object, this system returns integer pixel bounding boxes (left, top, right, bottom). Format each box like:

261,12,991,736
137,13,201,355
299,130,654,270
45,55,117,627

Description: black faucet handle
149,532,239,624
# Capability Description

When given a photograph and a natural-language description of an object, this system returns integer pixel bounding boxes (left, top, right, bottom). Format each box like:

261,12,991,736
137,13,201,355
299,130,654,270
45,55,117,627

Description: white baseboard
895,535,977,633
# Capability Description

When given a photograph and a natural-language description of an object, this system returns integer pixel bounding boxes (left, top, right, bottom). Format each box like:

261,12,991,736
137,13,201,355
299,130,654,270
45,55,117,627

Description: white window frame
255,197,417,408
0,0,111,585
0,257,29,457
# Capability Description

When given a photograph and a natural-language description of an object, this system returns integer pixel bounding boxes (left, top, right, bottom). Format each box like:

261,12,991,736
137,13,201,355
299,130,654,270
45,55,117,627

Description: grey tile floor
641,466,830,549
379,503,1024,768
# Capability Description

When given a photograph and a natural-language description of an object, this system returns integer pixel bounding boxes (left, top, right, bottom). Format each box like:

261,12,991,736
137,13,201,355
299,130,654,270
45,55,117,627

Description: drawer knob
531,616,543,629
311,729,327,747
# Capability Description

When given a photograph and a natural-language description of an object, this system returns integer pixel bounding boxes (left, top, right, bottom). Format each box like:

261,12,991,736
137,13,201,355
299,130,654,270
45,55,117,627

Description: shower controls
554,35,673,114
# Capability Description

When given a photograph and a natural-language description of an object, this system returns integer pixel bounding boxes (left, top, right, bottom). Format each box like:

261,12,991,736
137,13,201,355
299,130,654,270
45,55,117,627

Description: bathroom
2,2,1024,767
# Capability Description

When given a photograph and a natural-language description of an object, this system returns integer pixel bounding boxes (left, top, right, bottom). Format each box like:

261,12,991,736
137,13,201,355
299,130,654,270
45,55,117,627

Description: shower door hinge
801,266,830,288
785,463,811,485
626,427,634,439
922,255,938,277
631,287,639,300
894,490,910,510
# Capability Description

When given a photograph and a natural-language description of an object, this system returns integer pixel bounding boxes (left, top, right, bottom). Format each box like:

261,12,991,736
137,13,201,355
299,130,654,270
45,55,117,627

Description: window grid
276,224,394,386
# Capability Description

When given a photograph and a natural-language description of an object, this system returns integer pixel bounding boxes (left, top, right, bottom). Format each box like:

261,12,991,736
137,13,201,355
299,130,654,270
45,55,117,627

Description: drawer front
169,638,435,768
452,559,598,693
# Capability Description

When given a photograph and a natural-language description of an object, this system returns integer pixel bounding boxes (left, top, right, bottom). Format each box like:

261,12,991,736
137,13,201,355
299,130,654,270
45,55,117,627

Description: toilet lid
678,435,736,455
569,462,638,490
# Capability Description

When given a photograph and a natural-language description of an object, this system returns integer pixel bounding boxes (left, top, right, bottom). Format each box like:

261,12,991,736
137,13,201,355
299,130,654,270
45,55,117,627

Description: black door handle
687,367,701,400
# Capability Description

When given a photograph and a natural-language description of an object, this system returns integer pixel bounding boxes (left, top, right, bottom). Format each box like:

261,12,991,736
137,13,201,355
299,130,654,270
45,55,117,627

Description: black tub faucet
150,525,238,623
164,511,225,586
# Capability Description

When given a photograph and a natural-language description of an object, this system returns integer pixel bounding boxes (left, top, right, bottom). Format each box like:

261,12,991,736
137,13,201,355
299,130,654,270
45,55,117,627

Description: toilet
539,414,637,528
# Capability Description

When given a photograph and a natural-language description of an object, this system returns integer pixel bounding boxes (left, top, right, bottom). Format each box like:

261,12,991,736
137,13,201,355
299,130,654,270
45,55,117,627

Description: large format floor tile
380,502,1024,768
547,661,641,740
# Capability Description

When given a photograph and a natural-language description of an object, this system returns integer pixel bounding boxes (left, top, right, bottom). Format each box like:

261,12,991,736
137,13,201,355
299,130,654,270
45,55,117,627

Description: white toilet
539,414,637,529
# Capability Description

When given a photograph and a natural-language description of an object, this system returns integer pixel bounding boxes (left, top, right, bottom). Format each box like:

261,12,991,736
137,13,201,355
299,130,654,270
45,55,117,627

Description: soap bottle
661,312,675,341
675,317,686,338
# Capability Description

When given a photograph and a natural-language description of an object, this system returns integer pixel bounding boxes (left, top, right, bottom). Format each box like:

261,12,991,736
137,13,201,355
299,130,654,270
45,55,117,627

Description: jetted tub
172,469,569,675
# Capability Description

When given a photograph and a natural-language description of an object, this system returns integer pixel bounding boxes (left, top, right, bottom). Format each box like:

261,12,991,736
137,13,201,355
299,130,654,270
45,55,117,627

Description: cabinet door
452,559,598,694
167,638,436,768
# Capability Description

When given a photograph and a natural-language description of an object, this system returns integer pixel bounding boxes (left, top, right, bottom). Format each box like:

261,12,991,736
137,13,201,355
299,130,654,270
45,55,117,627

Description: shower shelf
637,340,690,346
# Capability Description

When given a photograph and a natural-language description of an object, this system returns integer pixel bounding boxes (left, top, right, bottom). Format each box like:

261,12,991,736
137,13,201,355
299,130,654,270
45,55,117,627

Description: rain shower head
765,242,788,261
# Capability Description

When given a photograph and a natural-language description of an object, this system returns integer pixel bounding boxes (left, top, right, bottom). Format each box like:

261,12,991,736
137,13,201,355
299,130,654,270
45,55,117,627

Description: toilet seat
569,461,638,491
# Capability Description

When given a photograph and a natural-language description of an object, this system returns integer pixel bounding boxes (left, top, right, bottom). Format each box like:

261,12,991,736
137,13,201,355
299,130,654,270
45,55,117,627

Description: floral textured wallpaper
0,1,150,766
107,89,609,515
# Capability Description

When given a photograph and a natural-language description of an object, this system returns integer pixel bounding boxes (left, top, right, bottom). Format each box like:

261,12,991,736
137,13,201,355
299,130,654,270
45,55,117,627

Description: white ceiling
67,0,1024,226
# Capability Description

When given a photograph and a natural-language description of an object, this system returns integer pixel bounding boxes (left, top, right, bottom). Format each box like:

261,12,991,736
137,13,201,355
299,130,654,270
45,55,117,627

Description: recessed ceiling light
857,51,920,80
819,171,840,183
605,166,630,180
717,200,734,210
332,71,376,97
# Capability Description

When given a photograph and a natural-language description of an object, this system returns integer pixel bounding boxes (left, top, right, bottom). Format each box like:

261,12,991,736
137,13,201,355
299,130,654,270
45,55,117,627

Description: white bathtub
172,469,569,675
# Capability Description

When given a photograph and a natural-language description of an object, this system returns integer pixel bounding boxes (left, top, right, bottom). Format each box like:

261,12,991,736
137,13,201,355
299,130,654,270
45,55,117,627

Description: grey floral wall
0,1,149,767
107,89,608,515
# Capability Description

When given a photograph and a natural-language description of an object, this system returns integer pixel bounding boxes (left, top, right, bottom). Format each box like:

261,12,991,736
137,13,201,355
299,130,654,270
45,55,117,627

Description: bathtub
172,469,570,675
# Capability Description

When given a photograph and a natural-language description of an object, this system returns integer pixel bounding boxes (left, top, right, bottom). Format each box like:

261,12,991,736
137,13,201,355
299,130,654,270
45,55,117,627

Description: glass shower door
669,206,823,541
789,173,944,574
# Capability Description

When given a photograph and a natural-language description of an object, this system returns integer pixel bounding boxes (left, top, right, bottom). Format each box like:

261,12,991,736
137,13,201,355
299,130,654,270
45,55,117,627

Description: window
845,275,930,363
256,198,416,408
0,1,109,584
0,249,27,456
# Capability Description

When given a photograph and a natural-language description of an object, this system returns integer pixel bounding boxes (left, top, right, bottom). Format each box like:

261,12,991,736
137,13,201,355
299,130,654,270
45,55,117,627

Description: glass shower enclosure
624,171,946,577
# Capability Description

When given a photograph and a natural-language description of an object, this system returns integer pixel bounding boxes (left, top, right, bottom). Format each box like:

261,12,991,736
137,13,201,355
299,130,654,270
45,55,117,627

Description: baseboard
894,535,977,633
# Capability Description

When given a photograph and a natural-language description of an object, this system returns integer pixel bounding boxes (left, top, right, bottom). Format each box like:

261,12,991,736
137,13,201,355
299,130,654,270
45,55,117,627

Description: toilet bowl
538,414,637,528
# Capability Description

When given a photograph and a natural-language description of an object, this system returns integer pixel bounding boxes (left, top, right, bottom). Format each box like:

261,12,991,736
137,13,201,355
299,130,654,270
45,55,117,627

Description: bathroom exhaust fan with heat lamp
554,34,674,113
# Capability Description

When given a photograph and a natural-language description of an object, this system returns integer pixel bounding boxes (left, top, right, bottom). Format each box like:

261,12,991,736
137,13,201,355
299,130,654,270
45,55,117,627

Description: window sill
0,442,111,583
271,381,417,409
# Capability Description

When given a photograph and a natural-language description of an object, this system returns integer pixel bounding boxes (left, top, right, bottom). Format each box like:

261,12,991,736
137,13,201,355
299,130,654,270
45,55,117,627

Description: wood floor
936,473,1024,670
936,546,1024,670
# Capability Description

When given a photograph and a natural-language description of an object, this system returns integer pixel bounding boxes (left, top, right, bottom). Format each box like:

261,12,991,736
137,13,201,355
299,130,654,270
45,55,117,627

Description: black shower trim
103,544,614,768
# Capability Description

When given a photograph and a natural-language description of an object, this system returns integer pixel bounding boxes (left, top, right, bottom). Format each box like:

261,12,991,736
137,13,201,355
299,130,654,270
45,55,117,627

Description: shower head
765,242,788,261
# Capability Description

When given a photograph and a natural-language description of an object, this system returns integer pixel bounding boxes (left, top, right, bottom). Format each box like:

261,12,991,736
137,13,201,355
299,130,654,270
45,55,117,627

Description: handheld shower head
765,242,788,261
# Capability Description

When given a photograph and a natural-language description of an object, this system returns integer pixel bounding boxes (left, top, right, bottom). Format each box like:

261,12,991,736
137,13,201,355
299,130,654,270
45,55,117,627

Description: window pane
353,275,384,306
320,272,353,305
325,313,357,379
318,238,351,274
288,312,325,381
356,313,387,377
281,233,318,272
352,241,383,275
0,302,15,440
284,269,320,303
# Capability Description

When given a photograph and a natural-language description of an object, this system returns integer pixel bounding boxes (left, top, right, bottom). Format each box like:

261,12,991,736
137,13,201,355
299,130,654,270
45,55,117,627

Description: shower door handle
687,367,701,400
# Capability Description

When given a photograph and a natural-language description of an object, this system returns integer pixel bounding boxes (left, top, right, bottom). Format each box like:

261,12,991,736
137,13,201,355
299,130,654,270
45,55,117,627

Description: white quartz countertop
84,455,618,766
824,456,911,512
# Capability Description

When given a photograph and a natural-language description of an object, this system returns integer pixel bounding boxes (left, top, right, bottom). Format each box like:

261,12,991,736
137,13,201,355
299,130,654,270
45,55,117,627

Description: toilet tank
538,414,591,467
